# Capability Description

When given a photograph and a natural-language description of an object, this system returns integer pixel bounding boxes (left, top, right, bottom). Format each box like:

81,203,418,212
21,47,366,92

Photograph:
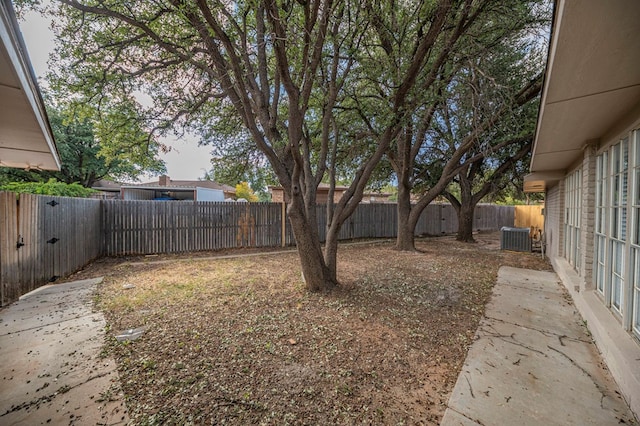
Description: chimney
159,175,170,186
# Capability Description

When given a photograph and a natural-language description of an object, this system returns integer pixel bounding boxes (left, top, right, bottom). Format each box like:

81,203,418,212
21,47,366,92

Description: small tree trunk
287,198,337,292
323,227,339,283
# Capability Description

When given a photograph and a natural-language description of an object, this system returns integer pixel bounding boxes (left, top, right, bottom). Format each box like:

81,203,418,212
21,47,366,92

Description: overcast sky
17,9,214,182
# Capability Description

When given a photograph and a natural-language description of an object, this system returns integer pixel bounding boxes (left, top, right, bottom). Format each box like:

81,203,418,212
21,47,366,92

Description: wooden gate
0,192,102,306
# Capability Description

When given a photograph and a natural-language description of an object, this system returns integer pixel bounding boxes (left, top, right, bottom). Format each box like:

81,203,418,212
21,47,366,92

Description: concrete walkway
0,278,128,425
441,266,638,425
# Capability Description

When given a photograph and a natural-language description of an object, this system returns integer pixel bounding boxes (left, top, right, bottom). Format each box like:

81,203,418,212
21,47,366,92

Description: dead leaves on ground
88,233,551,425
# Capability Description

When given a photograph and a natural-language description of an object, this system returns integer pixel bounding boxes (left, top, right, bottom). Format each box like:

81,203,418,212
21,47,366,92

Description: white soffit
531,0,640,173
0,0,60,171
523,171,565,193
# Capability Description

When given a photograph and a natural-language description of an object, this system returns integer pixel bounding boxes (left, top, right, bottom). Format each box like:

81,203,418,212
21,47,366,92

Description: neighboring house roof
121,185,219,192
525,0,640,192
268,183,350,191
142,181,236,192
363,192,392,198
92,179,124,192
140,175,236,194
0,0,60,171
317,183,349,191
93,177,237,197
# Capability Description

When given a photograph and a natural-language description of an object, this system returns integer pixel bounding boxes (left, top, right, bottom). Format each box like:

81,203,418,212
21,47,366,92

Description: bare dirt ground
68,232,552,425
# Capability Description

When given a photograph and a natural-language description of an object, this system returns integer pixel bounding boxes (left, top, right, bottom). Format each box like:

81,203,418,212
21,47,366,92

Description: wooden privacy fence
514,205,545,230
412,203,512,236
1,192,515,305
0,192,102,306
103,201,514,255
102,201,283,255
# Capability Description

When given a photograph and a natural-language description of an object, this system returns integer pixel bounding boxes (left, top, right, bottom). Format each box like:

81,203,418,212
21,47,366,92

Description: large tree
200,126,277,201
385,1,549,250
427,38,544,242
41,0,486,292
49,105,166,186
0,103,166,187
34,0,550,289
442,138,533,242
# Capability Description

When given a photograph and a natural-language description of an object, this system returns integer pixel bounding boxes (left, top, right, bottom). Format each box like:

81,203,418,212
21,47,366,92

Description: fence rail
1,192,515,305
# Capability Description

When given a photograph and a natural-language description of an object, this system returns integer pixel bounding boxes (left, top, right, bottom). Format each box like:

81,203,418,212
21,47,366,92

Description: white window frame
595,152,608,296
594,127,640,338
630,130,640,338
564,168,582,270
610,139,628,316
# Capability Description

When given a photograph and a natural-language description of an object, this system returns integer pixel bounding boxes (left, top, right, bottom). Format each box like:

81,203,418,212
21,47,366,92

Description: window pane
611,240,624,313
596,235,606,295
634,250,640,336
564,168,582,269
634,294,640,335
614,242,622,274
598,268,605,293
612,275,622,311
623,138,629,170
636,171,640,205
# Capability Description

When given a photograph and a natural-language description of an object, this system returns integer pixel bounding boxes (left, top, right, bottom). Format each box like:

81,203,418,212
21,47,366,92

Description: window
632,249,640,338
610,138,628,315
595,137,630,318
564,168,582,270
595,153,608,295
631,130,640,338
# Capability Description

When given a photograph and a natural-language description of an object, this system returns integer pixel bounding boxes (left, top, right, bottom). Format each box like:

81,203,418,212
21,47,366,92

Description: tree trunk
395,180,416,251
323,226,339,284
287,197,337,292
456,202,476,242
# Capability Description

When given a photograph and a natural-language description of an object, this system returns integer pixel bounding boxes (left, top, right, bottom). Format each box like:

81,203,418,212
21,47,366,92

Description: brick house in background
269,183,348,204
93,175,236,201
524,0,640,416
269,183,393,204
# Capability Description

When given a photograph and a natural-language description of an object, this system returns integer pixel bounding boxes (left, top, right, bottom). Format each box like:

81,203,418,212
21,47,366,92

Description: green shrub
0,179,97,198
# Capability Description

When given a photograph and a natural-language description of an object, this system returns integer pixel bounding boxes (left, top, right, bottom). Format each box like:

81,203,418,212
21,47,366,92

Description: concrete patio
441,266,637,425
0,278,128,425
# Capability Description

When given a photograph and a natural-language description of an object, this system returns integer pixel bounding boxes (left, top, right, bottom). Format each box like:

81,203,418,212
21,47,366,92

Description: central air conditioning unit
500,227,531,252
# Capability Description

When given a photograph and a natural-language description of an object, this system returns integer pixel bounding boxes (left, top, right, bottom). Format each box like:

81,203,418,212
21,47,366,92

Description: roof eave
0,0,60,171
